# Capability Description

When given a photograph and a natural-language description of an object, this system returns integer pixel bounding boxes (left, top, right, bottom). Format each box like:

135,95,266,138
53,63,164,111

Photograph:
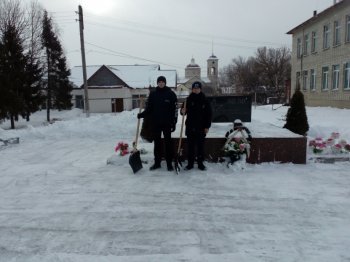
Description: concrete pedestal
171,136,306,164
162,122,307,164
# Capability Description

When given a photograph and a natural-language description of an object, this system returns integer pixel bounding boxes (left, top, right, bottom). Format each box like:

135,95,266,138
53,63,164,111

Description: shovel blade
174,156,182,175
129,150,143,173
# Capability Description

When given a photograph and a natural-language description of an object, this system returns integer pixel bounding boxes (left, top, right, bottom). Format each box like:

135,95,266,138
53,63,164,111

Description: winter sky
24,0,335,75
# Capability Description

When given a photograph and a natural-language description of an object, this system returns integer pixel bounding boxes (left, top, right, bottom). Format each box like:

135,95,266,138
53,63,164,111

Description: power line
84,21,275,51
84,14,287,47
44,11,289,47
84,42,184,69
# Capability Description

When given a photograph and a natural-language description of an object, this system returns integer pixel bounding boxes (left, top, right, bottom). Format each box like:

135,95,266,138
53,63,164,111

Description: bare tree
221,56,259,94
219,64,234,88
0,0,44,61
0,0,27,38
220,46,291,100
0,0,45,125
25,1,44,63
255,46,291,99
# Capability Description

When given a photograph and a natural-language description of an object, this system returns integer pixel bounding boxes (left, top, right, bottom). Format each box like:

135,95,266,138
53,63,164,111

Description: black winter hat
157,76,166,84
192,81,202,89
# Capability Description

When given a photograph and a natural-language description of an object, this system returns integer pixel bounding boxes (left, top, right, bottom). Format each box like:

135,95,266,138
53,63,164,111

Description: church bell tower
207,53,219,88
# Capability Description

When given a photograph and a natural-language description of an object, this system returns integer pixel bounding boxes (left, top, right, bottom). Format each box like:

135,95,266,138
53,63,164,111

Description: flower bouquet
224,137,250,164
331,132,340,139
115,141,129,156
309,132,349,155
331,143,342,154
308,138,326,154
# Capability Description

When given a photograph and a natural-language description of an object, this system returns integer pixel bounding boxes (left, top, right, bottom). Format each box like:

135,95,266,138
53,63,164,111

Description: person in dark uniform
181,81,212,171
138,76,178,171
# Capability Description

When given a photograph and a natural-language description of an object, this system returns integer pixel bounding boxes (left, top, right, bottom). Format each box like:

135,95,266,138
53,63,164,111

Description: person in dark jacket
181,81,212,171
138,76,178,171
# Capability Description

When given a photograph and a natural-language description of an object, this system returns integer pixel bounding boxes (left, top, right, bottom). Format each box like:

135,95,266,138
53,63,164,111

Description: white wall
71,87,151,113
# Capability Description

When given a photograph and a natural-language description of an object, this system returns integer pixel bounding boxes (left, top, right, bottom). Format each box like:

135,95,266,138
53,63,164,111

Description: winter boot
198,162,206,171
150,162,161,171
185,165,193,170
185,161,194,170
167,162,174,171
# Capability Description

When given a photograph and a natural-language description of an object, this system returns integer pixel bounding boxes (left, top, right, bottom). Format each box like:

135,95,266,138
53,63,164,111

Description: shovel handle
177,100,187,153
134,97,143,149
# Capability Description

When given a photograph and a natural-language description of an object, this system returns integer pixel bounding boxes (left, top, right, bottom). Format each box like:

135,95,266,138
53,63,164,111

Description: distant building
177,54,219,96
207,54,219,91
287,0,350,108
70,64,176,113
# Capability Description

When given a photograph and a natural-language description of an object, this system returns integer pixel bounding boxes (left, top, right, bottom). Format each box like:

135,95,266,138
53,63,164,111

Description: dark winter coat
140,115,154,142
139,86,177,130
182,92,212,136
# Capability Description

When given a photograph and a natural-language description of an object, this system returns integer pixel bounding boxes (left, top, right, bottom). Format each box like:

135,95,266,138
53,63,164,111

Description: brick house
287,0,350,108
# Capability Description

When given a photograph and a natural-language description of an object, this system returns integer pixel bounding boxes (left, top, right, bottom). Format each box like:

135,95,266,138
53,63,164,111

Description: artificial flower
115,141,129,156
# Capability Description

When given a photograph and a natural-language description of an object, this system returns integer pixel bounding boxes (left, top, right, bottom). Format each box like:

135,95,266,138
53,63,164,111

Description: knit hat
192,81,202,89
233,119,243,128
157,76,166,84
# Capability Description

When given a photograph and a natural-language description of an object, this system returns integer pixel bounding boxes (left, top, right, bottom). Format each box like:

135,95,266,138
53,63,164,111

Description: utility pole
78,5,90,117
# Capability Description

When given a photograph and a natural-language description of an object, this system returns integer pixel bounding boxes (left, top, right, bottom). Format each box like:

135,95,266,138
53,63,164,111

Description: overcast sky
25,0,335,76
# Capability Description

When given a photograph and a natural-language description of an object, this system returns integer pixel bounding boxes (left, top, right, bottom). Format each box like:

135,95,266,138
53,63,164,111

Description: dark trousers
186,132,206,166
153,127,173,165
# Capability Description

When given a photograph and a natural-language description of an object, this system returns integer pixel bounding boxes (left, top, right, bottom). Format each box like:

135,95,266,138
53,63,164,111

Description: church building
177,54,219,96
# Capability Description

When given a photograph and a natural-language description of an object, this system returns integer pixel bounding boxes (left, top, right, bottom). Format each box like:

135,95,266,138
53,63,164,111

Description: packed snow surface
0,105,349,261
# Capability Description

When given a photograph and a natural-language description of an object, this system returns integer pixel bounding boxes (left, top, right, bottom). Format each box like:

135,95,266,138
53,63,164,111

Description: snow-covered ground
0,105,349,262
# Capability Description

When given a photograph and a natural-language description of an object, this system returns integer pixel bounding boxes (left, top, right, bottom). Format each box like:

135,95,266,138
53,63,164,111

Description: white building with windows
287,0,350,108
69,65,177,113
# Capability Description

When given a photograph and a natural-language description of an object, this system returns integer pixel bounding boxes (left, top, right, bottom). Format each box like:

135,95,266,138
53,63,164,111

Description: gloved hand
171,124,176,132
137,113,142,119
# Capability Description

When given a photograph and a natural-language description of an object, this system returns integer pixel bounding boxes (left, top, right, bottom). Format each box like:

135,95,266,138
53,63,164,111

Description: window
323,24,330,49
75,95,84,109
346,16,350,43
210,67,216,75
304,34,309,55
297,38,302,58
311,31,317,53
322,66,329,90
334,20,341,46
332,65,340,90
310,69,316,90
302,70,308,90
344,62,350,89
132,95,147,108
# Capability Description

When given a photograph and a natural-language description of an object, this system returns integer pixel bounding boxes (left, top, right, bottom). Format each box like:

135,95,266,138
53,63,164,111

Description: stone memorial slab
207,95,252,123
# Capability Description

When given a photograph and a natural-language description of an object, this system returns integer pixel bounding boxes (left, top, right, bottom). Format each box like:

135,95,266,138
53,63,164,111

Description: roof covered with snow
177,76,211,84
70,64,177,89
287,0,348,34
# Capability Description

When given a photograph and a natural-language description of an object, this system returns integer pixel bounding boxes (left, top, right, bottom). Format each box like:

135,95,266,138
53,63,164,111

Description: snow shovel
129,98,143,174
175,100,186,174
